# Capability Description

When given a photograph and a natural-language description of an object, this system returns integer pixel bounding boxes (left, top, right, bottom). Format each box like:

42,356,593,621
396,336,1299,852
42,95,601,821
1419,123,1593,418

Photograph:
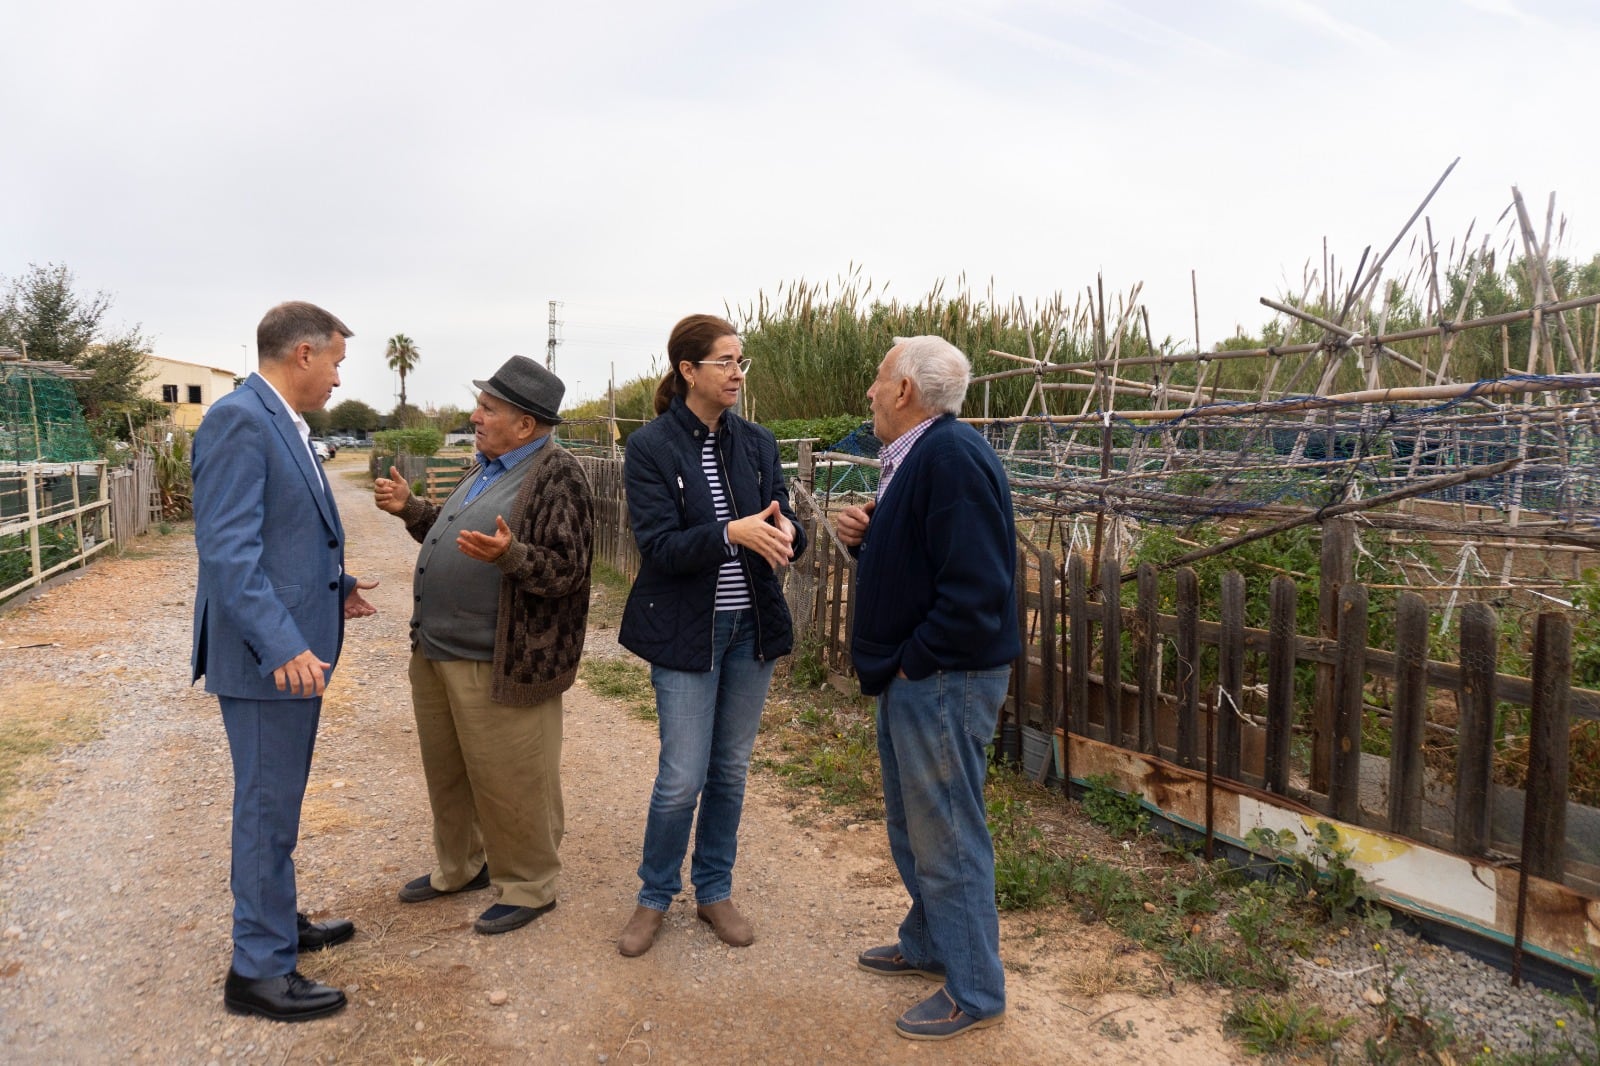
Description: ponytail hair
654,313,738,415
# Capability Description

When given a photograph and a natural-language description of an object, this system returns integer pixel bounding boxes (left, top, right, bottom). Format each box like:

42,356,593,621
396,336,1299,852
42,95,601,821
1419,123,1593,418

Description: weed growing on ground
759,699,881,808
1225,993,1352,1055
1359,945,1457,1064
987,790,1076,910
788,639,828,689
579,658,656,721
1096,1017,1136,1041
1244,821,1385,928
1225,883,1299,988
1081,774,1149,837
769,717,878,805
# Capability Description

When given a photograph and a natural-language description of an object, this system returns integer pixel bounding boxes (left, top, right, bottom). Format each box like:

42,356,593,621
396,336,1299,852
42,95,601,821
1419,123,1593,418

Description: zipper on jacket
714,431,770,661
676,474,685,516
709,432,765,662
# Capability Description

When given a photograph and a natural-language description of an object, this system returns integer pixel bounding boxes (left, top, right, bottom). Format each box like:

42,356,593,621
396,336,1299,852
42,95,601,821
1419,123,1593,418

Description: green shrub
0,523,80,596
761,416,871,461
372,427,444,458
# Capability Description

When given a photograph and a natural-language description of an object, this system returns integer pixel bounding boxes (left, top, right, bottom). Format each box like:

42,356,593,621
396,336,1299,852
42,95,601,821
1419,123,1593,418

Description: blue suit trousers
220,695,321,979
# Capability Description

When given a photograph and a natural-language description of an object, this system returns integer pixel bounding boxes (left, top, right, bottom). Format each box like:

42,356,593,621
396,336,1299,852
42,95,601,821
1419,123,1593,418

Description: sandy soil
0,453,1248,1065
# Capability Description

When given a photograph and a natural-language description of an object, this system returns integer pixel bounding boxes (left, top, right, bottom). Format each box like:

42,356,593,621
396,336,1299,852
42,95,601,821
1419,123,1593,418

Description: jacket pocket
621,590,678,653
274,583,304,609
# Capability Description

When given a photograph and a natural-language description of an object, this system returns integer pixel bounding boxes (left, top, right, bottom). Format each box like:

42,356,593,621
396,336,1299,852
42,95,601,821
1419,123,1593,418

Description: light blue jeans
877,667,1010,1019
637,610,776,911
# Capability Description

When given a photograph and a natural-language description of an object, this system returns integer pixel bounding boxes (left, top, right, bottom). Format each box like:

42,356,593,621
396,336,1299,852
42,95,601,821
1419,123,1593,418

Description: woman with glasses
615,313,807,957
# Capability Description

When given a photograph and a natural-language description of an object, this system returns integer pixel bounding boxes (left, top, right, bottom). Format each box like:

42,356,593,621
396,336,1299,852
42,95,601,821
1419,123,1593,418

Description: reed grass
730,266,1106,422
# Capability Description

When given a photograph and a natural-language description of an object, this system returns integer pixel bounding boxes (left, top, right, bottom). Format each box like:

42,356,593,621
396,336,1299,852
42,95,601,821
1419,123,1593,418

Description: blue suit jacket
190,374,355,700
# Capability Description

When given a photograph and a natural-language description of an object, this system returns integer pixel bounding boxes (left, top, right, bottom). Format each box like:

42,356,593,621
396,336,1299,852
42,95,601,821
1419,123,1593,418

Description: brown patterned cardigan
397,440,594,705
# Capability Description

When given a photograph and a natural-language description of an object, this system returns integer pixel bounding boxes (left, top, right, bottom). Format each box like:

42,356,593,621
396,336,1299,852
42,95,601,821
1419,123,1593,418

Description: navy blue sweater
849,415,1020,696
619,397,807,671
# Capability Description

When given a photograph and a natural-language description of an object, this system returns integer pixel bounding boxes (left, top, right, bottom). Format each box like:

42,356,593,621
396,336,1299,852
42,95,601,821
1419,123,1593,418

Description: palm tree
385,334,421,408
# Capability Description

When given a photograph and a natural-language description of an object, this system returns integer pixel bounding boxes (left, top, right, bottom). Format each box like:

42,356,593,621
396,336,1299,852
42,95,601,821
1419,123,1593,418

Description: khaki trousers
408,650,564,909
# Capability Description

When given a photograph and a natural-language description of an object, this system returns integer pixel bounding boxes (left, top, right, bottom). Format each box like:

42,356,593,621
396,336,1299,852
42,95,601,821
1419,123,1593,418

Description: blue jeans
637,609,777,911
877,667,1010,1020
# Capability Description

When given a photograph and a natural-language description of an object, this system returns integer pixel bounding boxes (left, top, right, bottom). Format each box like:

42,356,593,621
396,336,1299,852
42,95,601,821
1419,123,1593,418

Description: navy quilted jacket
619,396,807,671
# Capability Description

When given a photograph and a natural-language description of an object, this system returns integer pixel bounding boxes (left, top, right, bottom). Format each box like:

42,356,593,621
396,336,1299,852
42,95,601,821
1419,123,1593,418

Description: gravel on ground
0,453,1582,1064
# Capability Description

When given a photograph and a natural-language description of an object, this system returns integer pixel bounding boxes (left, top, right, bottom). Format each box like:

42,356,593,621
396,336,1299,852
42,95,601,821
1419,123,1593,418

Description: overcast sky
4,0,1597,413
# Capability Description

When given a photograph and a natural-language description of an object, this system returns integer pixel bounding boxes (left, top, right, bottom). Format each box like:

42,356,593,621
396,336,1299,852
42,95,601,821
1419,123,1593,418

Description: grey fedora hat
473,355,565,424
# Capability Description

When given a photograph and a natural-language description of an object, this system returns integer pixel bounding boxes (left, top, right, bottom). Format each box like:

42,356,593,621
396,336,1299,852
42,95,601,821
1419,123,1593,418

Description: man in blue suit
191,301,378,1022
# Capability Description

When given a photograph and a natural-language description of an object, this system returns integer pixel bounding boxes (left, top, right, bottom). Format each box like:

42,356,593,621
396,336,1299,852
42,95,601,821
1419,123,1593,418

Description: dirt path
0,453,1245,1064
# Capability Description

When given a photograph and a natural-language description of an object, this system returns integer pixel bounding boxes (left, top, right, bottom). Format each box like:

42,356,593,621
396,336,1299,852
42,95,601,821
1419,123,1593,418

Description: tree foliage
387,401,430,429
559,371,658,446
385,333,420,408
430,404,469,433
0,262,112,364
77,332,163,441
328,398,380,433
0,261,159,444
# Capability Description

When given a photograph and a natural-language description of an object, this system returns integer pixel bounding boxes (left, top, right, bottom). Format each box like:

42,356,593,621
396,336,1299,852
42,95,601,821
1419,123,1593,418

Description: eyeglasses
696,358,752,375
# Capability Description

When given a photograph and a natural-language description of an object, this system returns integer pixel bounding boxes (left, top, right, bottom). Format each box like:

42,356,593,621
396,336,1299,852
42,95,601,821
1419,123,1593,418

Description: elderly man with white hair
836,335,1021,1041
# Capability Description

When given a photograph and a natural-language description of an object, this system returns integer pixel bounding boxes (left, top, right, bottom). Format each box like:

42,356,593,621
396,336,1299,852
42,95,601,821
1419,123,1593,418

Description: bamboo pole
969,372,1600,427
1124,457,1521,579
1265,297,1429,378
967,291,1600,385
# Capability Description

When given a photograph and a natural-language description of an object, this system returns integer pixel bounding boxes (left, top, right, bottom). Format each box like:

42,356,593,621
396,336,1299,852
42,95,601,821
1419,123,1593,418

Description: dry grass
290,899,506,1064
0,679,104,838
300,790,361,838
1057,942,1167,998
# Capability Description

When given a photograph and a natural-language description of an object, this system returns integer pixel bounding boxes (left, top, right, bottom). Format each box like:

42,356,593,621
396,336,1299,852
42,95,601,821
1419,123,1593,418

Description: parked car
312,440,331,462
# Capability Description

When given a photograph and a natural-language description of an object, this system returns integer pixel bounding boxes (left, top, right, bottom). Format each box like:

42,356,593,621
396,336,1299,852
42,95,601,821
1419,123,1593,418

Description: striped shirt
876,416,938,501
704,430,752,611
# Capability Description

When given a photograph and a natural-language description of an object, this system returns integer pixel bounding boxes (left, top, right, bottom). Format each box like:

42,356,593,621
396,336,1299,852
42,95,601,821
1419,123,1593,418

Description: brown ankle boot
696,899,754,947
617,905,665,957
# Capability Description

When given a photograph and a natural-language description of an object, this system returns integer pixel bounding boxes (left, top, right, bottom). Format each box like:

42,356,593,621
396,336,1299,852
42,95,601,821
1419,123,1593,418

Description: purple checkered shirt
875,417,937,502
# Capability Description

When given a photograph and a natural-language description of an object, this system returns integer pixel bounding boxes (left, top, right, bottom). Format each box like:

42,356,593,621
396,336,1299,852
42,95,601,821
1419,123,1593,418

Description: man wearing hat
374,355,593,935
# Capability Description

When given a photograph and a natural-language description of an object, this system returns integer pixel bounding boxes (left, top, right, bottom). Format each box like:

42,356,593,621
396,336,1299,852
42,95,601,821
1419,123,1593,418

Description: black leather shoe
224,968,347,1022
398,862,490,903
297,912,355,952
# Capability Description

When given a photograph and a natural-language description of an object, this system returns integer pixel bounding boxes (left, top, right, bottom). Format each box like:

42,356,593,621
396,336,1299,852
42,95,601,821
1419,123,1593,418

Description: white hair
891,335,970,415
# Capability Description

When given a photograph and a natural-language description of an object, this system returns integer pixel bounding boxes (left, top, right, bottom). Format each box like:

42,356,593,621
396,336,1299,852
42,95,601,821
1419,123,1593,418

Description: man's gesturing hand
373,466,412,514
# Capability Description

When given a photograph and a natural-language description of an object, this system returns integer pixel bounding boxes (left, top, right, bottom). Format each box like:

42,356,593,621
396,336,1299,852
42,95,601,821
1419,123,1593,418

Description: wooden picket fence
0,461,115,602
577,451,1600,981
107,453,156,548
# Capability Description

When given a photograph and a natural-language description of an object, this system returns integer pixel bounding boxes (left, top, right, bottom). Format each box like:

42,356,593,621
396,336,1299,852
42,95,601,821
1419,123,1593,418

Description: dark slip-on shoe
397,863,490,903
473,901,555,935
